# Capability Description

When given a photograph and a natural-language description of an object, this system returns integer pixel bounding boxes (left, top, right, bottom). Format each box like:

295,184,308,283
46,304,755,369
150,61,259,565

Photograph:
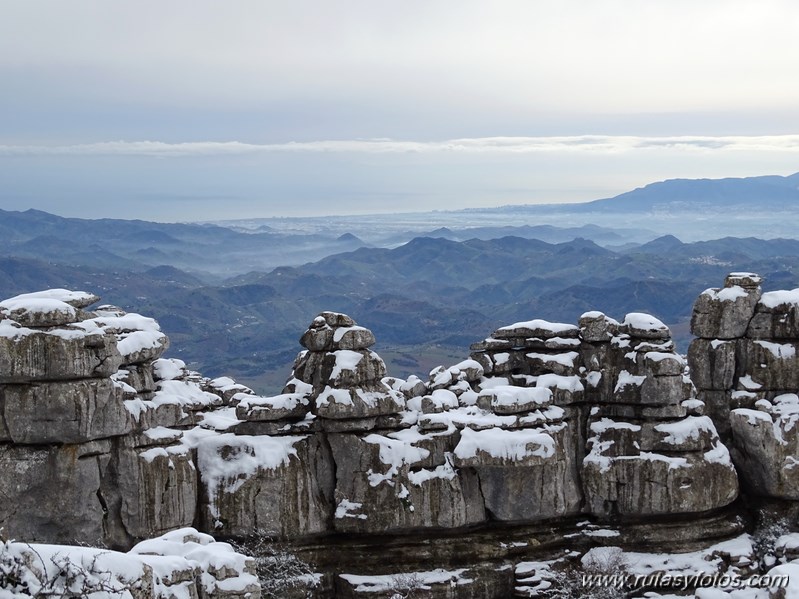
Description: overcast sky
1,0,798,220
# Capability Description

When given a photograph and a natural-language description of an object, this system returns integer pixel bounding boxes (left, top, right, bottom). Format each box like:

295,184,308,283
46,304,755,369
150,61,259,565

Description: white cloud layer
4,135,799,158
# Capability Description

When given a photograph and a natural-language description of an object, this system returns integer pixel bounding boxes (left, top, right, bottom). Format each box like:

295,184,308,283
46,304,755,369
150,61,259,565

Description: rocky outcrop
0,290,196,548
8,277,799,598
1,527,259,599
688,274,799,500
578,312,738,517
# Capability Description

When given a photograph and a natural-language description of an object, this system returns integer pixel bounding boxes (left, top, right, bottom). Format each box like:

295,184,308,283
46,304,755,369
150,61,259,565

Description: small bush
388,571,428,599
231,530,317,599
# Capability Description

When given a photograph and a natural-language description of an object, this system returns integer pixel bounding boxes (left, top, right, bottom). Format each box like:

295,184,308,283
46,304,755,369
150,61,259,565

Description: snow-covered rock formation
3,275,799,598
689,273,799,500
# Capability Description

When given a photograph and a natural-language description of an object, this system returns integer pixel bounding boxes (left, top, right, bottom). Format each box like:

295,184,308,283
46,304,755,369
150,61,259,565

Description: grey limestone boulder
579,311,619,343
622,312,671,340
493,318,580,340
0,441,109,544
328,430,485,533
688,338,736,391
0,297,81,328
729,394,799,499
291,314,406,421
582,447,739,516
735,338,799,391
197,432,334,538
691,273,762,339
102,435,198,544
0,325,123,383
746,289,799,339
453,424,582,522
0,378,132,444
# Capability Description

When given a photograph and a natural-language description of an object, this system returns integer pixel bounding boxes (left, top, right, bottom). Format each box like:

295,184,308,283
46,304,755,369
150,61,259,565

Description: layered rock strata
7,277,799,597
689,274,799,500
0,290,195,547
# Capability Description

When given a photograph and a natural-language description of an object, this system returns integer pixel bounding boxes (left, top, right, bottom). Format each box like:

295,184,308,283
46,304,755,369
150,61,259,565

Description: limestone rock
328,431,485,533
0,325,123,382
493,319,580,340
315,382,405,420
235,391,310,422
103,437,198,544
475,386,552,415
582,447,739,516
691,275,761,339
290,314,406,422
130,528,261,599
197,433,334,538
4,288,101,309
746,289,799,339
622,312,671,340
0,442,109,544
730,395,799,499
688,338,736,390
0,378,132,444
735,338,799,391
583,415,738,516
579,311,619,343
0,296,80,328
2,542,155,599
454,424,582,522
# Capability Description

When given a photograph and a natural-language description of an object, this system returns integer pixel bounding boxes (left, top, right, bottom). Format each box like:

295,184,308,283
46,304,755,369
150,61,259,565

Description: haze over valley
4,172,799,393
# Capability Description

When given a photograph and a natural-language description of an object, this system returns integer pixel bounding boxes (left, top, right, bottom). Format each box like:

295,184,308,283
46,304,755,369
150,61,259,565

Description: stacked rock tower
689,273,799,501
5,274,799,597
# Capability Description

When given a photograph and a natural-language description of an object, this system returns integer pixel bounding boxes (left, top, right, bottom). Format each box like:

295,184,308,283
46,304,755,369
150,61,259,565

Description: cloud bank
3,135,799,158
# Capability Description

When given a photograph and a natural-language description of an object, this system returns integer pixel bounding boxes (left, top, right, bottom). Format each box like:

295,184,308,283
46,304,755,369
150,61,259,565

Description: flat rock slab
0,325,122,382
1,378,132,444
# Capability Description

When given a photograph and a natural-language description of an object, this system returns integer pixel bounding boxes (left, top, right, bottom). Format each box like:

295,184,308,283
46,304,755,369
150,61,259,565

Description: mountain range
2,171,799,392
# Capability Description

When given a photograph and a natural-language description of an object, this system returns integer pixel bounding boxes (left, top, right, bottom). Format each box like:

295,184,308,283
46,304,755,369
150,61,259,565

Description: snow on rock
194,430,333,538
495,319,579,339
328,349,364,382
476,385,552,415
235,392,309,421
623,312,670,339
335,498,367,520
75,311,169,364
655,416,717,446
754,340,797,360
117,329,170,364
453,426,556,466
526,351,580,375
759,289,799,310
129,527,260,599
0,297,78,327
730,394,799,499
197,407,243,432
421,388,459,413
197,433,306,496
0,540,152,599
339,568,474,594
614,369,647,393
692,274,763,340
153,358,187,381
363,433,430,484
0,288,100,308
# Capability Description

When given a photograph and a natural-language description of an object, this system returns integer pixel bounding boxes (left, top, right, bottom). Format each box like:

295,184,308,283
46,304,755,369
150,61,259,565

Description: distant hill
585,173,799,212
6,171,799,392
3,231,799,392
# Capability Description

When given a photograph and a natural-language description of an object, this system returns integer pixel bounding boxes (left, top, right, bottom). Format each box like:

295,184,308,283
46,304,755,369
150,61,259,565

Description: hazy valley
3,172,799,394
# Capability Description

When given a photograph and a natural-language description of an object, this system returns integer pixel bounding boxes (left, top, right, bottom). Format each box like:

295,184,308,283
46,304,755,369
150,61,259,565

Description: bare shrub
545,547,630,599
388,571,428,599
0,533,139,598
231,530,317,598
